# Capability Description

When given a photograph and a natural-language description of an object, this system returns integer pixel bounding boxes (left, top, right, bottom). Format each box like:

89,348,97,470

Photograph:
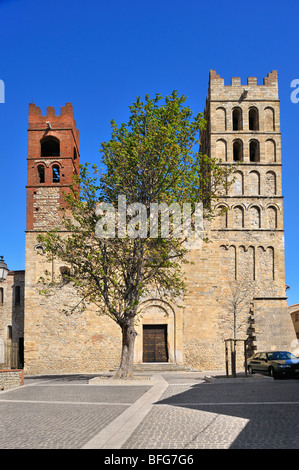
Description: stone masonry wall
0,271,24,368
24,232,122,375
23,75,297,375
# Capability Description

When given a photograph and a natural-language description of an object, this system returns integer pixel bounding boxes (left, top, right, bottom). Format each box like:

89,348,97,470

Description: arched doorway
134,299,183,365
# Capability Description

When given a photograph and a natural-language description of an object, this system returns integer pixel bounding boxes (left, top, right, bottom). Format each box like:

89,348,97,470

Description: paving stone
0,372,298,449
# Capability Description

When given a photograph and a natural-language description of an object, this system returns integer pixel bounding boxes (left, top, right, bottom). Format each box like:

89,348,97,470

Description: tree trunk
114,317,137,379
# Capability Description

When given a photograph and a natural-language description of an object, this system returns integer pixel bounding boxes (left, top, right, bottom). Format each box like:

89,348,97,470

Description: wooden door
143,325,168,363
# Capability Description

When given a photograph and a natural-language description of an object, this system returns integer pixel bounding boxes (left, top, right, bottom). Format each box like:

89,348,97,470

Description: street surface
0,371,298,450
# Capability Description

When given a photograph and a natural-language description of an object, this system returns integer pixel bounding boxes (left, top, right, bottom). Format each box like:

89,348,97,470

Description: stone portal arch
135,299,183,365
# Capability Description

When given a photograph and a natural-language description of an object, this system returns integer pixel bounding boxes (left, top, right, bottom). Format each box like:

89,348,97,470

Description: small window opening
0,287,3,304
52,165,60,183
249,108,259,131
7,325,12,340
37,165,45,183
15,286,21,305
233,140,243,162
73,147,77,160
250,140,260,162
60,266,71,284
41,137,60,157
233,108,243,130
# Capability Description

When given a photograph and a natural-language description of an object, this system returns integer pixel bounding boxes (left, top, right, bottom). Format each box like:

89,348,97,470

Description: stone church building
3,69,297,374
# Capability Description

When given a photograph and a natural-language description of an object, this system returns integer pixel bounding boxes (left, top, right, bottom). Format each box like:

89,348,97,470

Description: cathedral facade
22,70,296,374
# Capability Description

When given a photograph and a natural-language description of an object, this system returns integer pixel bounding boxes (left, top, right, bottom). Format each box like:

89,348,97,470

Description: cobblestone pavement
123,374,299,449
0,374,150,449
0,372,298,449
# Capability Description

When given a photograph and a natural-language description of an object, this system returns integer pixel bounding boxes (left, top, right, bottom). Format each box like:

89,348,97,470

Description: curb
204,374,273,383
89,375,154,386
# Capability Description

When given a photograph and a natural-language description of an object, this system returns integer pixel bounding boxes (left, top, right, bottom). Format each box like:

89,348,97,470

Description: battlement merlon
28,102,79,145
208,70,279,101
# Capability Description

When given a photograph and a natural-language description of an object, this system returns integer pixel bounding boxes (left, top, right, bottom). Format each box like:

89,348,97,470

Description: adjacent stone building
289,304,299,339
0,270,24,369
23,70,297,375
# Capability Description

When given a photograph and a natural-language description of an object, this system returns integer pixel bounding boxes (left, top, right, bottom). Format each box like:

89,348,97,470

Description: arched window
232,107,242,130
264,107,275,131
216,139,227,161
250,206,261,228
52,165,60,183
267,206,278,229
238,245,254,280
216,205,228,229
233,171,244,195
220,245,236,280
258,246,274,280
37,164,45,183
249,140,260,162
233,205,244,228
215,107,226,130
266,171,276,196
233,140,243,161
41,136,60,157
249,107,259,130
249,171,260,195
265,139,276,162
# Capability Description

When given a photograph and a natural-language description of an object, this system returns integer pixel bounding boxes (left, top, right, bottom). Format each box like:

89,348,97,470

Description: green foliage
38,91,235,335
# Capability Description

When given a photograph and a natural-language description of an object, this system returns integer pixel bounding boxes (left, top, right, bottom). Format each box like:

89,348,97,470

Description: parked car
248,351,299,378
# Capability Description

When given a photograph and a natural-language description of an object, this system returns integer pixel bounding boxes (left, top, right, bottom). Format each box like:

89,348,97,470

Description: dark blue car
248,351,299,378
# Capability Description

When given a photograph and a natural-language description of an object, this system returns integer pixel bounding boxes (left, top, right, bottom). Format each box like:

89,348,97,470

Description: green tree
38,91,234,379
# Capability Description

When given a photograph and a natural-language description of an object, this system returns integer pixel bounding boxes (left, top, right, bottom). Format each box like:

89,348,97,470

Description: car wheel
269,366,276,378
248,366,254,374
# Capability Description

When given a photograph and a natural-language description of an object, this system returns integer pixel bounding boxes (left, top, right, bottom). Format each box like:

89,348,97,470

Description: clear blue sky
0,0,298,304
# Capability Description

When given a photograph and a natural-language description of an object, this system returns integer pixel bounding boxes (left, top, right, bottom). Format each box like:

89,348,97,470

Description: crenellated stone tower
26,102,79,232
194,70,295,358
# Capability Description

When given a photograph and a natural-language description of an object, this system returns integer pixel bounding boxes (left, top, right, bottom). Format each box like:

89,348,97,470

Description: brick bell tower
24,103,80,374
26,103,79,231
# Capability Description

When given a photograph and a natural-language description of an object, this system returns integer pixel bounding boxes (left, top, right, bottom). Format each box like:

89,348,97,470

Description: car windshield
266,351,297,361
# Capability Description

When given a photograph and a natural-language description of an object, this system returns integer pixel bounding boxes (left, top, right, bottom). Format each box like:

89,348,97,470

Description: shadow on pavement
154,377,299,449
